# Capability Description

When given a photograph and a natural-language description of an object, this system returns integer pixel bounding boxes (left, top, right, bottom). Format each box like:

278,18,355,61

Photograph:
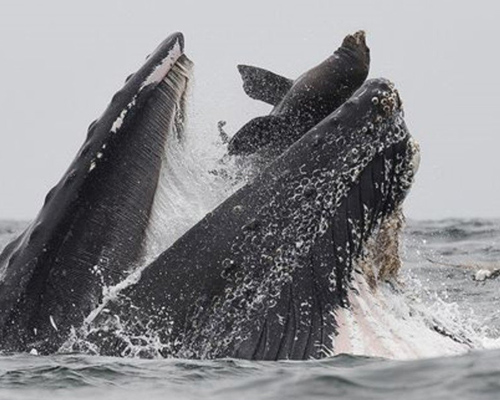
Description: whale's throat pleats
233,140,413,360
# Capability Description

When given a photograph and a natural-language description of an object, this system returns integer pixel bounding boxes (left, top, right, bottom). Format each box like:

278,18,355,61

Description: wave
0,351,499,399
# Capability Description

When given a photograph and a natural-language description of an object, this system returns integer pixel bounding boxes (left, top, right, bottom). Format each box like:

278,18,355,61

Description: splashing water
140,65,249,263
5,71,496,360
57,71,257,352
1,70,499,360
1,195,500,398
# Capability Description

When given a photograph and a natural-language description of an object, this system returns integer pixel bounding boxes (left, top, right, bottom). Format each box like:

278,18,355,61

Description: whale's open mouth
73,78,423,360
0,32,427,360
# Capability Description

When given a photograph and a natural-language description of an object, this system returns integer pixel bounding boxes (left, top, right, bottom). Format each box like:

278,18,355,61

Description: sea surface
0,219,499,400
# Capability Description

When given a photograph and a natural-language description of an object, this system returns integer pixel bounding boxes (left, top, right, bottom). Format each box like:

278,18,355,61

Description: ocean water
0,218,499,399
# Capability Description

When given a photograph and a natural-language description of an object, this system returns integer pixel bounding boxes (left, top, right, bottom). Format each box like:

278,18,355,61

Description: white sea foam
332,271,477,360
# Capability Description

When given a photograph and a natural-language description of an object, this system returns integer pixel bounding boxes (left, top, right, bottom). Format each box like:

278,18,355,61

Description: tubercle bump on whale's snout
353,78,404,117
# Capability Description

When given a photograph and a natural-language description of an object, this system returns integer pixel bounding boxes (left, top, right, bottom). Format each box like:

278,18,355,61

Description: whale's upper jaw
98,32,186,136
0,33,193,354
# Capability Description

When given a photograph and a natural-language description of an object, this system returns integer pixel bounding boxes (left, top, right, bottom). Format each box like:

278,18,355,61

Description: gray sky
0,0,498,220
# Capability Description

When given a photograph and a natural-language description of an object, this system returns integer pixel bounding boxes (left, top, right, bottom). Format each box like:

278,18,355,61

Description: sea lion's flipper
227,115,293,155
237,65,293,106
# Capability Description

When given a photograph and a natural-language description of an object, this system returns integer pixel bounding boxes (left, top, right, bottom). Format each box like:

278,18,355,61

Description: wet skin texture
91,79,417,360
0,33,190,354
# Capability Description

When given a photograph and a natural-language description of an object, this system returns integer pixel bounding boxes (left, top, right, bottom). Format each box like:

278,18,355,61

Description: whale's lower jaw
64,79,423,360
221,138,420,361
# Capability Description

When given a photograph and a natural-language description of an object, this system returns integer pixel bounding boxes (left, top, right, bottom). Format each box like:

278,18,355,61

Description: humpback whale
0,33,193,353
0,32,427,359
228,31,370,156
86,78,420,360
